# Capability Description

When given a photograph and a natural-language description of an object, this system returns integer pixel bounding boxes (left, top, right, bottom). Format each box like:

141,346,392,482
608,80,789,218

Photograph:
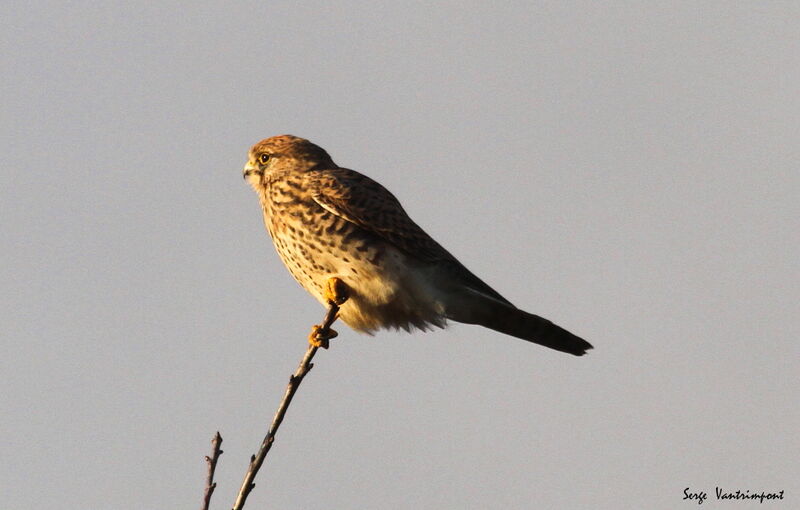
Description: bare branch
231,303,340,510
201,431,223,510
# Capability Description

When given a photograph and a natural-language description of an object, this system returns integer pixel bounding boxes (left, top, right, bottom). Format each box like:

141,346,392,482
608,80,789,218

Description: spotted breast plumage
243,135,592,356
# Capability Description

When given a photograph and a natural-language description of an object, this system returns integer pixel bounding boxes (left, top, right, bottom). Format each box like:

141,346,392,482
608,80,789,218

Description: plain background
2,2,798,509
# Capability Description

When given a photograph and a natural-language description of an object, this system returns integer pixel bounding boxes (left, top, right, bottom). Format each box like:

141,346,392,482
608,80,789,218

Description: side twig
201,431,223,510
232,303,340,510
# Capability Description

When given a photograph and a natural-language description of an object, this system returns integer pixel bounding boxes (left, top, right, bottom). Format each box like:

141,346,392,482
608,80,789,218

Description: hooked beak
242,161,258,180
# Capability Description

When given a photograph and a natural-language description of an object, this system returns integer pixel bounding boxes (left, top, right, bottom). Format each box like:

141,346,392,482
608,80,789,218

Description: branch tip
200,431,224,510
231,303,341,510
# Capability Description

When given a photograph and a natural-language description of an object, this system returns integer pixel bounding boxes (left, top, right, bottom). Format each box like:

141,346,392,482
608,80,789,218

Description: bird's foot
308,324,338,349
309,277,348,348
325,276,349,306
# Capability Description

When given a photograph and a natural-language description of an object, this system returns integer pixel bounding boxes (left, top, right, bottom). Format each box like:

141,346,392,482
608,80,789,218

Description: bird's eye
259,153,271,164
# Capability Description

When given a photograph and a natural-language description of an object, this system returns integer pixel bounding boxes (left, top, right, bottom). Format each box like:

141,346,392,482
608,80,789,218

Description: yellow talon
309,324,338,349
325,277,349,306
308,277,348,348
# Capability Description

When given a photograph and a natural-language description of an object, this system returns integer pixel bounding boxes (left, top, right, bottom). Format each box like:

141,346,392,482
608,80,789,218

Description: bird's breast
260,183,399,305
258,185,446,333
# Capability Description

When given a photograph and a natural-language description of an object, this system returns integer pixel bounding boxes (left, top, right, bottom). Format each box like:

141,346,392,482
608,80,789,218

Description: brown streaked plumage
243,135,592,355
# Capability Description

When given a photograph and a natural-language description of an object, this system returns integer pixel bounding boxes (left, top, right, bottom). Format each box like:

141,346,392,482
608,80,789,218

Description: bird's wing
305,167,513,306
306,168,448,260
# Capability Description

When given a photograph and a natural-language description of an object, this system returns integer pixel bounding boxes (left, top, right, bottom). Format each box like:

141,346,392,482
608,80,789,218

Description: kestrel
243,135,592,356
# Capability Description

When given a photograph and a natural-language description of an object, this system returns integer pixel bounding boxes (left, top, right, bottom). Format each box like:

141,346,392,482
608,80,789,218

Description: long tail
479,303,592,356
445,291,592,356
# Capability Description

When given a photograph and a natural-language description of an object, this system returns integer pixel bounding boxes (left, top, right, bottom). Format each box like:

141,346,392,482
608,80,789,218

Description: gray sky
2,1,798,509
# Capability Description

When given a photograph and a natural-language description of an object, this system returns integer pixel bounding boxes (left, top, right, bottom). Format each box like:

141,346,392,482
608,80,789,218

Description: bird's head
243,135,336,189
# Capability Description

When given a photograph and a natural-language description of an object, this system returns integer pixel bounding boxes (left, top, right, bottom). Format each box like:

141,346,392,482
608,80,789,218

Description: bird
243,135,592,356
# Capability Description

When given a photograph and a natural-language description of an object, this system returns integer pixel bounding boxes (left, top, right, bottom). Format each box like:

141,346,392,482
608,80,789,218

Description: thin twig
201,431,223,510
232,303,340,510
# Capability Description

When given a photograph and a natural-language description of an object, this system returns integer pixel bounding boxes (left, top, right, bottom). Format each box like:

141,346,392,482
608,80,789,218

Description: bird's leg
324,276,350,306
308,277,350,349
